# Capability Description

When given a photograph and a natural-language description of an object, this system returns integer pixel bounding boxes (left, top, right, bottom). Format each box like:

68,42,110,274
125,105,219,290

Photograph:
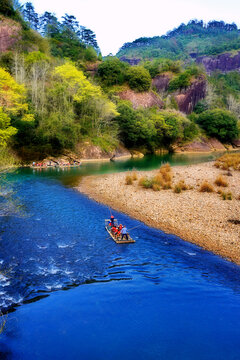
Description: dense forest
0,0,239,166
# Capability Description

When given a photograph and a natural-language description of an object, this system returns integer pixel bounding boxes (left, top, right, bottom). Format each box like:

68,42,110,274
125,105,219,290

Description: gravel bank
77,162,240,264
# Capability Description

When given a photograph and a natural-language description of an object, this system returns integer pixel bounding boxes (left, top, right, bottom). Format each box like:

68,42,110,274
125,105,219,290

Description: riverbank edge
77,162,240,265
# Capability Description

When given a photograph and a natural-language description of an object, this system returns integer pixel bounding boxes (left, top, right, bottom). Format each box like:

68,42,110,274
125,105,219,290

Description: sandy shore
77,162,240,264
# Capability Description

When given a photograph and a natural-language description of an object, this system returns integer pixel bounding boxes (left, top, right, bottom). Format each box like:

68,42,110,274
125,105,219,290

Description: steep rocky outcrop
232,139,240,147
174,137,226,152
119,56,141,66
0,17,21,53
118,89,164,109
174,77,207,114
76,142,131,160
196,52,240,74
152,74,172,92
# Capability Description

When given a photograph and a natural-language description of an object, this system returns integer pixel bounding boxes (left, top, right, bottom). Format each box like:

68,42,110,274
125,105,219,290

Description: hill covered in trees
0,1,239,167
117,20,240,60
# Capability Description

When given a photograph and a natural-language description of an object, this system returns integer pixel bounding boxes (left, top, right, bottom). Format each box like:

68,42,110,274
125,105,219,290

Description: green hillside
117,20,240,60
0,2,239,167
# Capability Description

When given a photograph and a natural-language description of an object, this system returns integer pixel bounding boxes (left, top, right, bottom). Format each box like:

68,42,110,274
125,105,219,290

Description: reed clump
199,181,214,193
173,180,188,194
159,163,172,183
214,175,228,187
125,174,133,185
215,154,240,171
138,164,172,191
132,172,138,181
138,176,154,189
220,191,232,200
125,171,138,185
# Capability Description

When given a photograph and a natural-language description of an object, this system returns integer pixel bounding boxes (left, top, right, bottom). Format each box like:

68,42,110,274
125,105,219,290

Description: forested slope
0,2,239,166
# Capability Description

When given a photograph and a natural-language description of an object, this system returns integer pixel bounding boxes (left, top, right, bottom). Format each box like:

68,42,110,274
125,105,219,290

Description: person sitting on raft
116,224,123,237
111,226,118,236
121,226,128,241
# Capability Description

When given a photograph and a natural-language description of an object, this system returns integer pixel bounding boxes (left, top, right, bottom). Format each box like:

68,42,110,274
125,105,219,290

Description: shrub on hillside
197,109,239,142
97,57,129,86
126,66,152,92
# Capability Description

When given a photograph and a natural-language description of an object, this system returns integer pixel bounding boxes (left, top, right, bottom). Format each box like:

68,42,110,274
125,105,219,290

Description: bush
199,181,214,192
214,175,228,187
97,57,129,86
197,109,239,142
126,66,152,92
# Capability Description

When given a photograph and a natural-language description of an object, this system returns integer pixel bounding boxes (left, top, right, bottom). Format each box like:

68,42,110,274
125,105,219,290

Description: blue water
0,156,240,359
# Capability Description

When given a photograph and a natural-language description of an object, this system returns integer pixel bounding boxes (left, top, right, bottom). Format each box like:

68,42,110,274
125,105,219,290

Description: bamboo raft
105,219,135,244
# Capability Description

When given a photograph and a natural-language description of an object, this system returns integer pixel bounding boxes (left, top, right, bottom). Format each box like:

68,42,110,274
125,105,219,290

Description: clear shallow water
0,153,240,359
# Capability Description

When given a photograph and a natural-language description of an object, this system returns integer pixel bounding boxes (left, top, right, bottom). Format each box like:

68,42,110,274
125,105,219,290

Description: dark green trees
97,58,129,86
126,66,152,92
197,109,239,141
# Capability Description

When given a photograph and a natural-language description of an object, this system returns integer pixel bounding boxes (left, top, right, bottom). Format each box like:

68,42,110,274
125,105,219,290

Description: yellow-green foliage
0,67,27,114
0,67,36,151
199,181,214,193
215,153,240,171
54,62,102,101
214,175,228,187
0,147,19,168
0,108,17,147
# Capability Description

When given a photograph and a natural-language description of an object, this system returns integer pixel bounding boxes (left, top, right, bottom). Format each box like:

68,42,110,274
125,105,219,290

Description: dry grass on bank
215,153,240,171
214,175,228,187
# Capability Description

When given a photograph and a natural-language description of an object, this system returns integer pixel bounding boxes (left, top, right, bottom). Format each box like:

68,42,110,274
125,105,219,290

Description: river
0,152,240,360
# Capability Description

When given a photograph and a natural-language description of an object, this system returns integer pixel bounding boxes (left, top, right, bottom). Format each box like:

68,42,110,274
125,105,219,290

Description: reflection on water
19,151,232,187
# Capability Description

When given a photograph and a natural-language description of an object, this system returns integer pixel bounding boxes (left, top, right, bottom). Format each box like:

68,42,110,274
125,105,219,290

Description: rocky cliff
174,137,226,152
152,73,172,92
152,74,207,114
196,51,240,74
118,89,164,109
174,76,207,114
0,17,21,53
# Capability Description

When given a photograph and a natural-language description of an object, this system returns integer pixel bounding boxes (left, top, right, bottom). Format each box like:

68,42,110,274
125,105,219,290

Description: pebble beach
77,162,240,264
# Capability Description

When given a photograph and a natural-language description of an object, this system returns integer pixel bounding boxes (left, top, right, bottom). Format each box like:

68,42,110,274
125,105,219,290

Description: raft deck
105,219,135,244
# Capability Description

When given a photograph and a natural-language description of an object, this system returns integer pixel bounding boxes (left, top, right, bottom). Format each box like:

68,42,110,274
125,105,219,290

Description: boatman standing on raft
110,215,115,226
121,226,128,241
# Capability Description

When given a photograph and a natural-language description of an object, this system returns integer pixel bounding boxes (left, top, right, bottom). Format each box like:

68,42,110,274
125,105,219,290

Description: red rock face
0,18,21,53
196,52,240,74
118,89,164,109
174,77,207,114
175,137,226,152
152,74,171,92
232,139,240,147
